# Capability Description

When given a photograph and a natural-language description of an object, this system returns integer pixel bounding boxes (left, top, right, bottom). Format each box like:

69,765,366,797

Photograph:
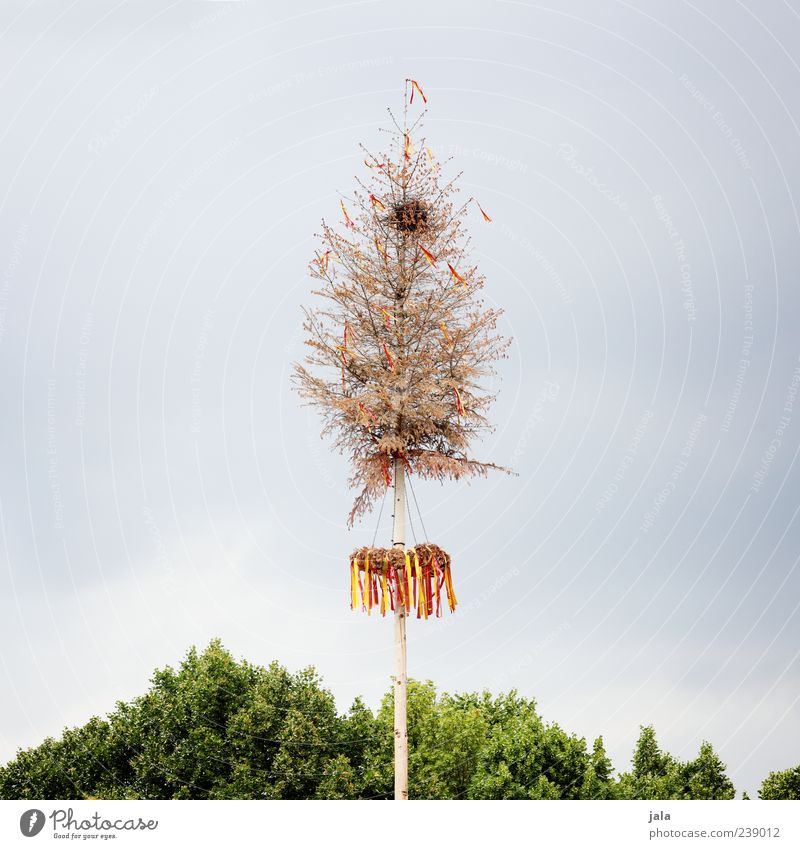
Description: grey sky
1,0,799,797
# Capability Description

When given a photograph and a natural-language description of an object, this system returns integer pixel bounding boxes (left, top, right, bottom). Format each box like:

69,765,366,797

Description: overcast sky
1,0,799,797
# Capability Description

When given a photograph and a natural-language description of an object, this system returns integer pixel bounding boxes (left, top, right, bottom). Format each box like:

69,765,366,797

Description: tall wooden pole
392,455,409,800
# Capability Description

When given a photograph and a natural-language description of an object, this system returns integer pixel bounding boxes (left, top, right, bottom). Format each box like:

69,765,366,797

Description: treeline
1,641,796,800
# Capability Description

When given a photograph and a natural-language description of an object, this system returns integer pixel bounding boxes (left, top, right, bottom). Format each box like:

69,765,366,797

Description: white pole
392,455,408,801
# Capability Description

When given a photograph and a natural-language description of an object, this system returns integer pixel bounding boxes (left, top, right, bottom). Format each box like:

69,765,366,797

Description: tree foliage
616,726,735,800
293,94,511,524
2,641,784,801
759,765,800,800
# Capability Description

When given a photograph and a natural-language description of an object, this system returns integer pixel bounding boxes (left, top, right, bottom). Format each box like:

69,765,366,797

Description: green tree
617,727,735,800
0,717,122,800
618,725,681,799
0,641,748,802
759,766,800,800
403,684,489,799
682,741,735,800
581,737,617,799
0,641,356,800
466,692,599,799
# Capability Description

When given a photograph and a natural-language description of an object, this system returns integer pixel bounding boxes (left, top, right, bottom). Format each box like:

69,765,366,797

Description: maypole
293,79,511,799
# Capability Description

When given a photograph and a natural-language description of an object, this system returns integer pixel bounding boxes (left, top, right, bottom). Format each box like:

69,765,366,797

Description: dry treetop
293,82,512,525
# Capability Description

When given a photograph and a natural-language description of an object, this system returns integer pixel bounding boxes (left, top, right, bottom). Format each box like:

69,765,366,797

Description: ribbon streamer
374,237,389,262
417,243,437,267
474,198,492,223
380,563,389,616
383,342,395,371
365,554,372,615
350,558,359,609
371,304,393,327
453,387,465,416
404,552,413,610
407,79,427,104
447,262,467,288
358,401,377,424
414,552,424,618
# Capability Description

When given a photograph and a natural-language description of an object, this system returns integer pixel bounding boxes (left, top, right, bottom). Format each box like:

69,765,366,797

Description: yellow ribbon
381,557,389,615
351,558,359,609
445,563,458,611
404,552,412,610
434,555,441,612
414,551,426,619
365,553,371,615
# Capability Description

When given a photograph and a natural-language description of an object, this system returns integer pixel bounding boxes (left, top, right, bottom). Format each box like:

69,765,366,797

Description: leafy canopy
1,641,775,801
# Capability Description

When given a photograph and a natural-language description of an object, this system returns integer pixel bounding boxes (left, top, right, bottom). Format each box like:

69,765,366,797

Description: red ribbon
383,343,395,371
417,243,437,267
407,79,427,104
